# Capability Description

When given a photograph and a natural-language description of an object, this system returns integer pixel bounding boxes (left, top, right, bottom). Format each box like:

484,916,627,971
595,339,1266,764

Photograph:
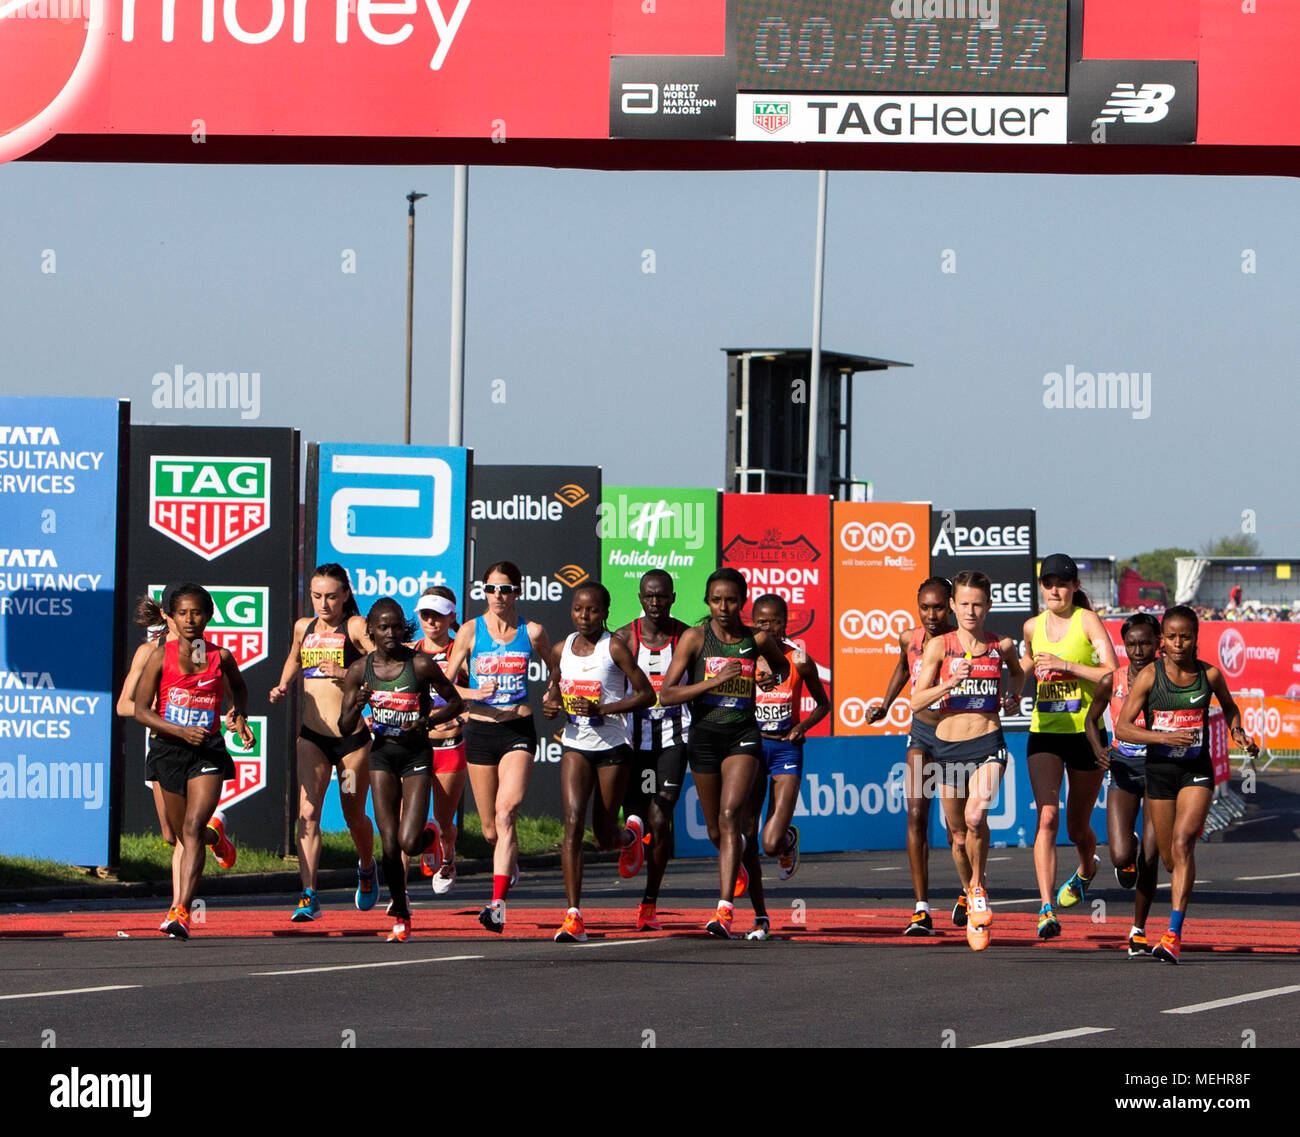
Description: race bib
477,654,528,705
756,689,794,731
163,687,218,732
646,672,680,720
701,656,756,708
1150,708,1203,759
560,676,603,726
369,689,421,738
1036,677,1083,714
301,631,346,679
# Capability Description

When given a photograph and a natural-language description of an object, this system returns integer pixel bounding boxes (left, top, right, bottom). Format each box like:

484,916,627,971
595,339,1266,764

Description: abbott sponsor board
0,397,124,865
308,443,469,620
721,493,831,736
126,425,298,853
600,487,718,630
832,503,929,736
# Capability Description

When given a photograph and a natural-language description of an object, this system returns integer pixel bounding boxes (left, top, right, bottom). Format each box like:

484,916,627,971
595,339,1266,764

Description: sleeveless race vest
1030,608,1099,733
938,631,1002,714
692,624,757,726
1144,660,1211,760
631,619,689,750
468,616,532,707
158,639,224,736
365,655,426,740
756,643,805,735
417,638,461,709
300,617,363,679
908,625,943,713
1108,665,1147,761
559,632,631,750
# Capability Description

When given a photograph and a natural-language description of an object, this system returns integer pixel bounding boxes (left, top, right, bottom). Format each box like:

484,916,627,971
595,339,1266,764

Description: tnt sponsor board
721,493,831,737
471,465,601,818
600,486,718,631
0,397,124,865
125,426,298,852
307,443,470,624
832,503,930,736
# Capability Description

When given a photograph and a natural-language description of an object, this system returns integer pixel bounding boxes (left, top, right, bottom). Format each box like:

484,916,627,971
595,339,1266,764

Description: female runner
542,583,655,942
1114,606,1257,963
911,571,1024,951
270,564,377,922
1020,554,1117,940
869,578,955,935
658,568,789,939
444,562,553,934
338,599,463,941
133,585,255,939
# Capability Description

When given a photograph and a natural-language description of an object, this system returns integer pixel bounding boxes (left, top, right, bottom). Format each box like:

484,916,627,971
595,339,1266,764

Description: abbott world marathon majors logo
149,456,270,560
0,1,108,165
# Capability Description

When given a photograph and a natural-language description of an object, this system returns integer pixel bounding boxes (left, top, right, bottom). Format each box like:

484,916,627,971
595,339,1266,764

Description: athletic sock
717,899,734,912
1169,910,1185,937
1130,925,1144,938
642,892,658,906
915,902,931,914
492,874,509,902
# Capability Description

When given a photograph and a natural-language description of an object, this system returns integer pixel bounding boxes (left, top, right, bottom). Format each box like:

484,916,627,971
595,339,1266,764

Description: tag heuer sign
149,584,270,669
149,456,271,560
220,716,268,811
753,101,790,134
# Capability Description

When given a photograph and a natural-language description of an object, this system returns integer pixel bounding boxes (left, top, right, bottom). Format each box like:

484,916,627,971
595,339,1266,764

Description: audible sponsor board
0,397,125,865
721,493,832,737
471,465,601,818
832,503,930,736
600,486,718,631
124,426,298,852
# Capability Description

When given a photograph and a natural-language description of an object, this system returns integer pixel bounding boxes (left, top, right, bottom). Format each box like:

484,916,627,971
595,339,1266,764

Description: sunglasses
483,584,520,595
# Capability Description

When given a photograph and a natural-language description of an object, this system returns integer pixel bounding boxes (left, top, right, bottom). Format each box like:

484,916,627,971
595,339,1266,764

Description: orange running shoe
1152,931,1181,965
966,885,992,929
387,917,410,943
619,816,645,879
705,902,735,939
165,905,191,940
419,820,443,877
205,814,237,869
554,908,587,943
636,902,662,932
966,921,990,952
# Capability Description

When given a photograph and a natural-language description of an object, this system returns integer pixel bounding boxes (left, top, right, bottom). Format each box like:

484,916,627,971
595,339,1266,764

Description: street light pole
404,190,427,445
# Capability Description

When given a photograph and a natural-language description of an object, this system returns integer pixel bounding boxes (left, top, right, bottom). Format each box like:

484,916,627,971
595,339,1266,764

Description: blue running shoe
355,860,378,911
291,888,321,922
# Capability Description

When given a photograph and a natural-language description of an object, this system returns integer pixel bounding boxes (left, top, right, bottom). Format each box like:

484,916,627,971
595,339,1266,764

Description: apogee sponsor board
0,397,124,865
600,486,718,631
721,493,831,737
124,425,298,852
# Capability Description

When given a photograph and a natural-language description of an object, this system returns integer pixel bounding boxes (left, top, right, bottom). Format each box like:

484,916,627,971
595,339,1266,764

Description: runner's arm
414,654,465,731
1206,666,1259,757
788,652,830,742
596,635,656,717
220,647,256,748
869,636,911,723
656,628,712,706
1085,671,1113,767
116,642,154,717
337,658,373,736
911,637,967,711
270,617,310,703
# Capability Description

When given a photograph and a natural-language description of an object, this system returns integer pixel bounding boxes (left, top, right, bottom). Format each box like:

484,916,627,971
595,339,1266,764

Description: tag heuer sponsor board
149,456,271,560
220,716,267,811
148,584,269,669
753,101,790,134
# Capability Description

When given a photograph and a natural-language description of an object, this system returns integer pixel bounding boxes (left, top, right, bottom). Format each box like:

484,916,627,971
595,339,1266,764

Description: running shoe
291,888,321,922
745,916,771,942
903,911,934,937
1115,860,1138,890
734,836,750,899
205,813,237,870
1037,905,1061,940
777,826,801,881
420,821,443,877
554,909,587,943
387,917,410,943
355,861,378,911
478,899,505,934
619,816,646,879
431,860,457,896
966,885,992,929
164,905,191,940
636,902,661,932
1128,930,1153,957
952,894,969,928
159,912,171,933
1056,854,1100,909
1152,931,1181,965
966,921,990,952
705,903,735,939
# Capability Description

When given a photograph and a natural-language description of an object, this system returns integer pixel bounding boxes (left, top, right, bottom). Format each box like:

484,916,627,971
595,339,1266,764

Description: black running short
466,716,538,765
1107,751,1146,796
688,720,762,775
369,739,433,779
565,744,633,769
299,725,370,766
1028,730,1101,772
932,730,1009,787
1144,751,1215,800
623,744,688,822
146,735,237,797
906,715,940,758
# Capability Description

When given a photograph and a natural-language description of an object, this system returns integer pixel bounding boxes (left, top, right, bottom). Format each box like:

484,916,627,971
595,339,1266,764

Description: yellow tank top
1030,608,1098,734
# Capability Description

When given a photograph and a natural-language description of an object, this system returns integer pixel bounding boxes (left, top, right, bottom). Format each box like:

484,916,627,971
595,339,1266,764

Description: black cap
1039,553,1079,583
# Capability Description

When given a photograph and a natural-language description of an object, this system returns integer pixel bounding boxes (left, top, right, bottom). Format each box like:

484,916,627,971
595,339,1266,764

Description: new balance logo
1095,83,1175,125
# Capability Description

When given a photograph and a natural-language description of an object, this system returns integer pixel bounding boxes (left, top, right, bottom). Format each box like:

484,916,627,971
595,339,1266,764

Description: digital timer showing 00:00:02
734,0,1070,95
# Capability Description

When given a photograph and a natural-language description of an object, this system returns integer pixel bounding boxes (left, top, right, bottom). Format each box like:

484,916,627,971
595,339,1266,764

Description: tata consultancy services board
0,397,126,865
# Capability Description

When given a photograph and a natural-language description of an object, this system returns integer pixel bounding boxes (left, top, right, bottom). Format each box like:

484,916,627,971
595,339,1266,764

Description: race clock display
735,0,1069,94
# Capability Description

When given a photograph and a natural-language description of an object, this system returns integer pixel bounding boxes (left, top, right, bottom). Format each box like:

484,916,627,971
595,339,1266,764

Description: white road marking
973,1027,1113,1048
988,898,1041,906
987,856,1011,862
870,867,902,872
250,954,483,976
1234,872,1300,882
574,939,644,949
0,984,142,1002
1162,985,1300,1016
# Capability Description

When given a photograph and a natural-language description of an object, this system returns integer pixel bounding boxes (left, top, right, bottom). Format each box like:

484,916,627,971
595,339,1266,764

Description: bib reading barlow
149,456,270,561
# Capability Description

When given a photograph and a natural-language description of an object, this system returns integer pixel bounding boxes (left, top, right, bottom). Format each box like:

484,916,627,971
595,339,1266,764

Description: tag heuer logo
149,584,270,669
150,456,270,560
753,102,790,134
220,716,267,811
